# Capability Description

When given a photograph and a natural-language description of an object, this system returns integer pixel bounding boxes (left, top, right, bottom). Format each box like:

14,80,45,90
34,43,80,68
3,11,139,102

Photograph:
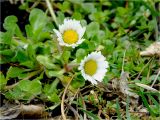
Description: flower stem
61,74,75,120
45,0,58,26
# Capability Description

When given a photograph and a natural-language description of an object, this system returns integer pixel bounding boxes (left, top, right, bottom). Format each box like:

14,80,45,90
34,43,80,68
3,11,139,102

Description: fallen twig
0,103,47,119
45,0,58,26
21,104,45,116
140,42,160,57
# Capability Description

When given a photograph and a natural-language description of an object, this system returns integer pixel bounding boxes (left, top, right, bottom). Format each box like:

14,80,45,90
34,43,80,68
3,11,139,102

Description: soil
0,1,29,32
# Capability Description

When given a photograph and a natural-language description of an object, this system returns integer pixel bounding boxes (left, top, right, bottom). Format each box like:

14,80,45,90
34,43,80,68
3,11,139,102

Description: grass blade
139,92,155,116
126,95,131,120
116,98,122,120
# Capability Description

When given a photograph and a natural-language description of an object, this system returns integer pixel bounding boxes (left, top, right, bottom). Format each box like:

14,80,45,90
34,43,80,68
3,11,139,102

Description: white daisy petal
53,29,62,38
79,51,109,85
85,75,97,84
53,19,86,48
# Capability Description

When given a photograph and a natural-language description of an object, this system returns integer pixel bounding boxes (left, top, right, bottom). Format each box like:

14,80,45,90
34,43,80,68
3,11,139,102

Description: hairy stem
45,0,58,26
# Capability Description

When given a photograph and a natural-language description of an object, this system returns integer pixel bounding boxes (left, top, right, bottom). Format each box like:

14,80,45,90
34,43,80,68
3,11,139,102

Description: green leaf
76,48,86,62
28,80,42,95
5,79,42,100
71,76,85,89
116,7,129,17
3,16,26,41
14,24,26,41
0,32,12,45
44,22,55,32
43,79,60,102
5,87,23,100
0,72,7,90
69,0,84,4
43,79,59,94
72,12,82,20
47,92,60,103
57,1,71,12
6,67,25,79
100,0,111,6
0,49,14,56
25,24,33,38
0,55,11,64
46,70,64,78
86,22,99,38
56,11,65,24
11,48,28,62
35,43,51,55
29,8,48,32
20,61,35,69
80,19,87,26
37,32,51,42
19,2,29,10
62,51,71,63
36,55,57,69
87,41,96,51
81,3,96,13
17,80,31,91
97,30,105,41
5,15,18,23
3,15,18,31
103,40,114,53
89,11,110,23
26,44,35,60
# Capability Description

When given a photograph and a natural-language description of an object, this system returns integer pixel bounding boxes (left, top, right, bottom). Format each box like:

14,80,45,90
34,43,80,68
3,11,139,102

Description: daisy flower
78,51,109,85
53,19,86,48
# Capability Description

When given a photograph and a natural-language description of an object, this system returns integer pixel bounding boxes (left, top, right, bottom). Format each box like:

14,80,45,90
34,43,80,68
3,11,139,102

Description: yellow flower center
63,30,78,44
84,59,97,76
